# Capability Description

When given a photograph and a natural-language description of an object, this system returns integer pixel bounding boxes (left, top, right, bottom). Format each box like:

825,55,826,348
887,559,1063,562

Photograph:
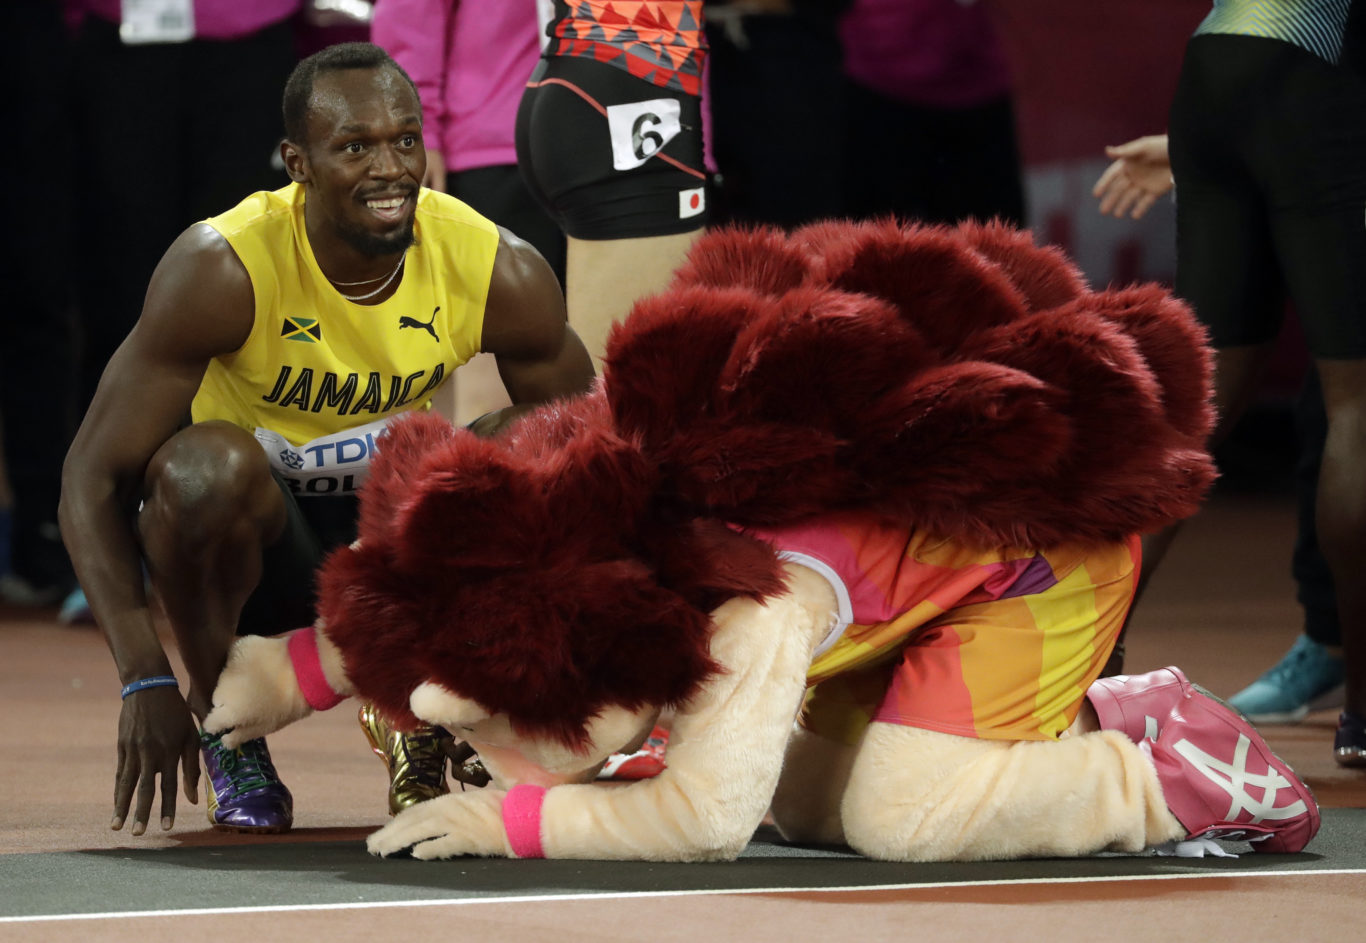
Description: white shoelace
1152,837,1238,858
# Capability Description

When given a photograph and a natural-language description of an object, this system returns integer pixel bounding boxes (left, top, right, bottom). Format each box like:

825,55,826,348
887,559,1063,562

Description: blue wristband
120,675,179,699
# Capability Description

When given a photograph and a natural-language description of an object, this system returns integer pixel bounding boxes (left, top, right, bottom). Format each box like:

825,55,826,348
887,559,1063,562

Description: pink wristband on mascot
287,627,345,711
502,784,548,858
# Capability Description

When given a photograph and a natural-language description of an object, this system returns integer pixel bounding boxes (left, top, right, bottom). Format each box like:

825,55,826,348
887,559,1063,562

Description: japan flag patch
679,186,705,219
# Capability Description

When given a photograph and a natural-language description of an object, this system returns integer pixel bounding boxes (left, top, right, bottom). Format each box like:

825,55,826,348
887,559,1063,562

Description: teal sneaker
1227,635,1344,724
57,586,93,625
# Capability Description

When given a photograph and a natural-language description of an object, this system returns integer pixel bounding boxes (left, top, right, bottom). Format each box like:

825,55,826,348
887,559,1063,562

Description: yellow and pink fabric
749,513,1139,745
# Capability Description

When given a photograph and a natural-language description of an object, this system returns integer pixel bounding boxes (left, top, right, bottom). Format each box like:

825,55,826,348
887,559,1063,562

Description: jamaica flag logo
282,317,321,343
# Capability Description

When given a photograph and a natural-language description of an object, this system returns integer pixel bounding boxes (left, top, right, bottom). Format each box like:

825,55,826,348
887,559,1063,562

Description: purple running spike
200,730,293,833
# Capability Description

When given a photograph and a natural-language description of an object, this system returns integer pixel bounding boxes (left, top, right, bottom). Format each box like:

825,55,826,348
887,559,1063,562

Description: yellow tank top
191,183,499,497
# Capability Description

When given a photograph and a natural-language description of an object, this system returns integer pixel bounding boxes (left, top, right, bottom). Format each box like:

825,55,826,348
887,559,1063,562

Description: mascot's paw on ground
367,790,510,860
204,635,311,749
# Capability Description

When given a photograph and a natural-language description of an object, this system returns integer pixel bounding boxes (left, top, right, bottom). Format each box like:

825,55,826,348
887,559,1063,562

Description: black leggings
1169,34,1366,357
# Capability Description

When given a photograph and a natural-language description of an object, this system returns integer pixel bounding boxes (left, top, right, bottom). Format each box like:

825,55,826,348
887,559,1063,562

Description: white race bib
254,414,395,498
606,99,682,171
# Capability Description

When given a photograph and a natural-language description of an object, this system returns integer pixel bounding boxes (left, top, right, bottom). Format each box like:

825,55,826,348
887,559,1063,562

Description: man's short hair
282,42,420,145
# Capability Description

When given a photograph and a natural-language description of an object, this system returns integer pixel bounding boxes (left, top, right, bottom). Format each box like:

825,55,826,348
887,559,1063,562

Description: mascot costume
204,219,1320,862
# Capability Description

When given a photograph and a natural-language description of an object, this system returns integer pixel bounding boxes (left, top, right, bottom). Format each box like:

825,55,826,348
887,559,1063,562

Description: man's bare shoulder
481,226,567,354
490,224,548,280
138,223,255,357
167,222,246,274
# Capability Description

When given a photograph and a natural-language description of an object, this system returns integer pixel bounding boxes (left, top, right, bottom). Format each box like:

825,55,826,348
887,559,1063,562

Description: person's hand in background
1093,135,1173,219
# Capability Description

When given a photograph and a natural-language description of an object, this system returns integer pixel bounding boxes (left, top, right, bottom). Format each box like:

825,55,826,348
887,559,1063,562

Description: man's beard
338,215,418,258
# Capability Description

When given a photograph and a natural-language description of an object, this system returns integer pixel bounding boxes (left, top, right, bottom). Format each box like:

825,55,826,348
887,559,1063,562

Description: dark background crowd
0,0,1301,610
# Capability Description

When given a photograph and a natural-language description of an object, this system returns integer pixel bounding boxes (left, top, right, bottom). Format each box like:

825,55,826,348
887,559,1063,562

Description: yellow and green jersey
191,183,499,497
1196,0,1357,63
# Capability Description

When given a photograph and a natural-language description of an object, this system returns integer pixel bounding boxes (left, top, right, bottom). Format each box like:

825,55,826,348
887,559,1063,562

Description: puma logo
399,306,440,342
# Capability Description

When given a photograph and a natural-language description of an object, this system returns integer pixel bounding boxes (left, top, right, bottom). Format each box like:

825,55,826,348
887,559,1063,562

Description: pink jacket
839,0,1013,108
371,0,542,172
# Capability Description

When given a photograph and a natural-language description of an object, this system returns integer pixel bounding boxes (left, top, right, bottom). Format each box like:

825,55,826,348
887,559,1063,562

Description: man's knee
141,422,283,546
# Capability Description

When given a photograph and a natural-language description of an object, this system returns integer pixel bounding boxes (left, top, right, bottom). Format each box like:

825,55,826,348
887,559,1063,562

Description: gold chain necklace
330,252,406,302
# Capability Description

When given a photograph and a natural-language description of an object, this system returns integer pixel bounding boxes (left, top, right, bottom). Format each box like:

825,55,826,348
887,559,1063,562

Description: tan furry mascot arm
367,566,836,861
539,591,817,860
204,623,354,748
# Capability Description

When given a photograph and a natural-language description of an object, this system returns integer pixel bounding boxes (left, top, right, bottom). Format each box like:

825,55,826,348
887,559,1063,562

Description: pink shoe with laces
1087,667,1320,853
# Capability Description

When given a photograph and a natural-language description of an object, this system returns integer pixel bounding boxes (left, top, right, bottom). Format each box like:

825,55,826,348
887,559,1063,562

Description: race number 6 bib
606,99,682,171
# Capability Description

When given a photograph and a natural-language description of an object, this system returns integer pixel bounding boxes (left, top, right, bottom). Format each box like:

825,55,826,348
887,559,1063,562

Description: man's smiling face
296,65,426,258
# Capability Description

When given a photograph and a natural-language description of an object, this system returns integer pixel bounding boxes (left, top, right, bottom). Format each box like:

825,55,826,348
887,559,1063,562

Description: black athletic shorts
1169,34,1366,358
236,473,358,637
515,55,709,240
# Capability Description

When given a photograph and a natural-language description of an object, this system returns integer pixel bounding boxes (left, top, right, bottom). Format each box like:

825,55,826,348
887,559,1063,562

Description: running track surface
3,493,1365,941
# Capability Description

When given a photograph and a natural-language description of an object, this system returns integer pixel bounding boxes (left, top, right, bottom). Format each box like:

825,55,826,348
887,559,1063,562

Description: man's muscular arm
59,224,254,834
468,227,595,437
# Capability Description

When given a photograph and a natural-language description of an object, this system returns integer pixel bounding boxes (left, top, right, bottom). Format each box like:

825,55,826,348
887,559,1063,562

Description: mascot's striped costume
206,219,1320,862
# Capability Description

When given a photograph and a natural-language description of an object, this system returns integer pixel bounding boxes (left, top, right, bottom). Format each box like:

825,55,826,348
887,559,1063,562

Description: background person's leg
1290,368,1341,646
1311,360,1366,726
1259,49,1366,752
1104,342,1275,676
1228,368,1346,720
704,9,845,229
565,231,702,370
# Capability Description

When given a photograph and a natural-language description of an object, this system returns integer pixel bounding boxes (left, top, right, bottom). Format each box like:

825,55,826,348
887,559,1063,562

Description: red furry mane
319,392,784,744
607,219,1215,548
319,219,1216,741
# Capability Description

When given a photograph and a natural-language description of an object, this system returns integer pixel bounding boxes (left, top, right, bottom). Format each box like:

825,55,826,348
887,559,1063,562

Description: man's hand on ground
113,687,200,834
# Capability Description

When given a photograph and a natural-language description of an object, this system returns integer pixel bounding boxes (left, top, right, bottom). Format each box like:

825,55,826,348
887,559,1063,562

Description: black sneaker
1334,711,1366,768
